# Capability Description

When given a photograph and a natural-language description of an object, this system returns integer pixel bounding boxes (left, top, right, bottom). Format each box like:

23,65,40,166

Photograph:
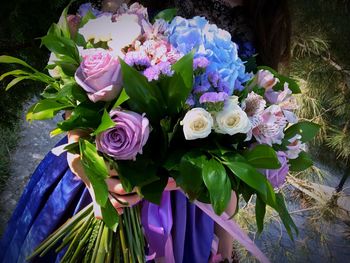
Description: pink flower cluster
124,38,182,81
244,70,299,146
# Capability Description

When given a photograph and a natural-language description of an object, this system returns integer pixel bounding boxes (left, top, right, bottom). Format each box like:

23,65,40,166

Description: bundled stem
27,203,146,263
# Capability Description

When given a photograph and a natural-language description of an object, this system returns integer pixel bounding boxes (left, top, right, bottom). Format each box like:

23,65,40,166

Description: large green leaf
26,99,72,121
117,157,159,192
92,109,116,136
275,193,298,239
283,121,320,144
288,151,313,172
178,151,206,200
202,159,231,215
79,139,109,207
100,199,119,232
57,101,103,131
222,154,276,206
41,33,80,65
119,59,164,121
159,52,194,115
244,144,281,169
255,195,266,234
140,176,168,205
153,8,178,22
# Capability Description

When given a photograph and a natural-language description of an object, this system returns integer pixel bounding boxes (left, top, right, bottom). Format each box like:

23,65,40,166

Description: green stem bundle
27,203,146,263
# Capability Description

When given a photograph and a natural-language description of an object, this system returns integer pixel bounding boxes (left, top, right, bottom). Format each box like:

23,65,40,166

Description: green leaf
100,199,119,232
202,159,231,215
257,66,301,94
178,151,206,200
58,2,73,39
57,101,103,131
92,109,116,136
288,151,313,172
163,149,186,171
140,176,168,205
79,139,109,207
275,193,298,239
153,8,178,22
0,69,29,81
222,154,276,206
0,55,36,72
112,89,129,109
79,10,96,28
63,142,80,154
50,127,65,137
5,76,35,91
255,195,266,234
117,157,159,191
26,99,72,121
244,144,281,169
283,121,320,144
159,52,194,115
119,59,164,121
41,34,80,65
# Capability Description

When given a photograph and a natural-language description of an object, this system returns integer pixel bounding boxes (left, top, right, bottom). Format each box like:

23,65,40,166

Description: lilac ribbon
141,191,175,263
142,191,270,263
194,200,271,263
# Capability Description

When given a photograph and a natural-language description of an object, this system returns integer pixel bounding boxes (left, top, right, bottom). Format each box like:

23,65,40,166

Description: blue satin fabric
0,137,214,263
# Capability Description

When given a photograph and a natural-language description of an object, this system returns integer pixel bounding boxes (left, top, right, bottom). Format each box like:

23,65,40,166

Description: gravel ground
0,97,64,233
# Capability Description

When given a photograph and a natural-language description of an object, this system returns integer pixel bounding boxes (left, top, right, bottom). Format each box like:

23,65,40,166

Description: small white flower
47,52,60,78
181,108,213,140
215,97,251,136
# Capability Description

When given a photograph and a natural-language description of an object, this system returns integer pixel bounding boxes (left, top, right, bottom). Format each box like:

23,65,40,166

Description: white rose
215,98,251,136
181,108,213,140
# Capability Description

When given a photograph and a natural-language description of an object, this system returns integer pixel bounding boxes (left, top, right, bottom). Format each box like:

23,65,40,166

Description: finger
165,178,179,191
106,178,136,195
109,194,124,215
105,161,118,176
110,193,141,208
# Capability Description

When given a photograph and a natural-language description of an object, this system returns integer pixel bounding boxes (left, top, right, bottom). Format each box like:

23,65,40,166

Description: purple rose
75,48,122,102
262,151,289,188
96,109,150,160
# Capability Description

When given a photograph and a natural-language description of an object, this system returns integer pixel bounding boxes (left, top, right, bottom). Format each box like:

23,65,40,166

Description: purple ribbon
141,191,175,263
142,191,270,263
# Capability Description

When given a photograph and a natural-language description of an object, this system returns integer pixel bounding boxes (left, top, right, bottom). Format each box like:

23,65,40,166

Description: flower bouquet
0,2,320,262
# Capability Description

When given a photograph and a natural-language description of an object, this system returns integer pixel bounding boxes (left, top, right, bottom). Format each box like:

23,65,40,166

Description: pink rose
75,48,122,102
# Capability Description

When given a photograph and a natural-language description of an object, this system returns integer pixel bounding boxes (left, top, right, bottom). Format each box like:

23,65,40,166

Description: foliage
289,0,350,166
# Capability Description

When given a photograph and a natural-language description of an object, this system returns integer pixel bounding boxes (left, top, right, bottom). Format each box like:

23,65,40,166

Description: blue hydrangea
77,3,102,17
166,16,251,95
